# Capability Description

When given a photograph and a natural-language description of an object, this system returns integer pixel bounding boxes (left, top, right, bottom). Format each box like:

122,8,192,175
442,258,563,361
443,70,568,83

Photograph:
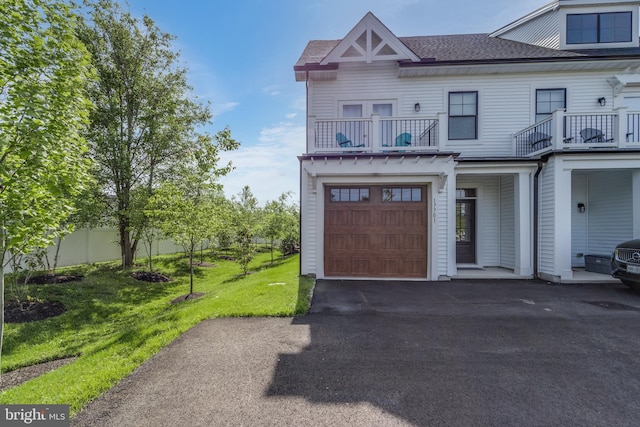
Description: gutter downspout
533,161,544,278
299,71,309,276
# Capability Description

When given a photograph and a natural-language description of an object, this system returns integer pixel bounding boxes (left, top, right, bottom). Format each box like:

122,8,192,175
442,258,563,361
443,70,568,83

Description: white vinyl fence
7,227,185,272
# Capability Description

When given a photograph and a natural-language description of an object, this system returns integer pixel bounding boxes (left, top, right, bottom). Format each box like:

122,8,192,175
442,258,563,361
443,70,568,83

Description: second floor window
567,12,632,44
536,89,566,122
449,91,478,140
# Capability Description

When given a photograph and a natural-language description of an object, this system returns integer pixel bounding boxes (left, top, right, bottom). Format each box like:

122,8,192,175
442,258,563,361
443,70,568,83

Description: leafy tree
78,0,220,267
231,186,261,275
0,0,94,363
148,132,237,295
279,196,300,257
263,192,299,263
213,196,235,250
148,181,215,297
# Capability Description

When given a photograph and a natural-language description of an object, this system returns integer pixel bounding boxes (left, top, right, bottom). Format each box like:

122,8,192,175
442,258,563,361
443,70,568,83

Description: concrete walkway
72,280,640,426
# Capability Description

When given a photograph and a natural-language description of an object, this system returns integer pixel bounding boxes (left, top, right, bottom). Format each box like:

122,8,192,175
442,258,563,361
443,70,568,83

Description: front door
456,191,476,264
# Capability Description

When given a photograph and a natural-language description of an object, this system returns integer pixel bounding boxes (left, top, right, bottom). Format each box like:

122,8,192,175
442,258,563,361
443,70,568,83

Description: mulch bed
131,271,172,283
170,293,204,304
26,274,83,285
4,300,66,323
0,357,77,392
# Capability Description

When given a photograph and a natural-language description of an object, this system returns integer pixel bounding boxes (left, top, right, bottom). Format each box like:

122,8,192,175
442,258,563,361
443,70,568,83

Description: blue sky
124,0,543,204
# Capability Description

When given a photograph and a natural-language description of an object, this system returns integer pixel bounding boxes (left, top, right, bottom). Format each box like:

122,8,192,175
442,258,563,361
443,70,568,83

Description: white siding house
295,0,640,283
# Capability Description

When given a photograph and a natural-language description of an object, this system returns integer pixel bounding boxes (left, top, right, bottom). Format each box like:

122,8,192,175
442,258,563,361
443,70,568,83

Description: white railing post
437,112,447,151
552,109,564,150
370,113,380,152
307,115,316,153
615,107,627,148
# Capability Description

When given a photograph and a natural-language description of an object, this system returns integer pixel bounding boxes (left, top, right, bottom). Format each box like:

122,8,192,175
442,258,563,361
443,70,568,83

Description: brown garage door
324,186,428,278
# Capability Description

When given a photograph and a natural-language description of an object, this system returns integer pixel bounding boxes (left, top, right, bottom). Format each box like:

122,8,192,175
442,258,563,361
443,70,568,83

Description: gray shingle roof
294,34,640,69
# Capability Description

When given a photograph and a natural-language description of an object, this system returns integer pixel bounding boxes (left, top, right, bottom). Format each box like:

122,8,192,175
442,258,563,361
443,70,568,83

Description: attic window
566,12,632,44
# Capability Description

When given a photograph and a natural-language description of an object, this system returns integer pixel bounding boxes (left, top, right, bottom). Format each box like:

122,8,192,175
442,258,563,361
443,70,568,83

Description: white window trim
447,90,480,142
337,100,398,118
559,5,639,50
533,87,568,124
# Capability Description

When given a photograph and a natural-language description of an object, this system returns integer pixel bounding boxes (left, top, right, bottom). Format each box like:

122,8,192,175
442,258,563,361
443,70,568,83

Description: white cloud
285,113,297,119
262,85,281,96
212,101,240,116
218,121,304,205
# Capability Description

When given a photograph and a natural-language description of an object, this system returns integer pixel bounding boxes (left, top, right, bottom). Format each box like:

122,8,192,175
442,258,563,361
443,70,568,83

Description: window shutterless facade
566,12,632,44
536,89,566,122
448,91,478,140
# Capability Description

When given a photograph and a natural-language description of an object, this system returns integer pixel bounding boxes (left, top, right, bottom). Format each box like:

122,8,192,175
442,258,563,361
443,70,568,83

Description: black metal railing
514,117,553,157
314,119,372,151
312,118,438,152
626,112,640,143
563,113,616,144
379,118,438,148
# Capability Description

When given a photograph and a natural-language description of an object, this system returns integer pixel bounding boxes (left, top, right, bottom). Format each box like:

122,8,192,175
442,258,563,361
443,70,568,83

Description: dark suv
612,239,640,290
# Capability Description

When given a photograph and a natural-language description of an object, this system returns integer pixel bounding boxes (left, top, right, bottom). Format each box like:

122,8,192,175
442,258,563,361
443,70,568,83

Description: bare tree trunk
52,236,62,274
120,226,134,268
189,245,194,295
148,240,153,272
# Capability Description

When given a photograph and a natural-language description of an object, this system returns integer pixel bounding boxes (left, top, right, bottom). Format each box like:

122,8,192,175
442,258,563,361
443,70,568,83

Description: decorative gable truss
320,12,420,65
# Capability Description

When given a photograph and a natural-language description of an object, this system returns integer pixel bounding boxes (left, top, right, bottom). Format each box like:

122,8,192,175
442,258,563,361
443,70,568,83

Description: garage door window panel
382,187,422,202
330,188,370,202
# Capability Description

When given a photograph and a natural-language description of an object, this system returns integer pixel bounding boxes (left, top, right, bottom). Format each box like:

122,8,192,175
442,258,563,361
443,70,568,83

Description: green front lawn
0,251,312,415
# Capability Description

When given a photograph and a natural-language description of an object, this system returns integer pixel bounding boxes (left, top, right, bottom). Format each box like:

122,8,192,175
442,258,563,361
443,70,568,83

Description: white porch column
615,107,628,148
446,171,457,278
514,172,532,276
633,170,640,239
552,109,565,149
437,112,448,152
554,162,573,280
307,115,316,153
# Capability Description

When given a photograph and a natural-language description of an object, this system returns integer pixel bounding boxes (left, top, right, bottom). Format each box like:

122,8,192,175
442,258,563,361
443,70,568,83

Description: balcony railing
306,109,640,157
309,114,445,154
513,108,640,157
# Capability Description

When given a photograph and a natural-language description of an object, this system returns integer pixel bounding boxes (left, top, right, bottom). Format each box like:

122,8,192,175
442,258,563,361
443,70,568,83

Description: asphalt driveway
73,279,640,426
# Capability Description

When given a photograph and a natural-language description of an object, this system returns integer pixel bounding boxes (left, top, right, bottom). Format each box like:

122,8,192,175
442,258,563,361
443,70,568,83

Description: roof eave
397,56,640,77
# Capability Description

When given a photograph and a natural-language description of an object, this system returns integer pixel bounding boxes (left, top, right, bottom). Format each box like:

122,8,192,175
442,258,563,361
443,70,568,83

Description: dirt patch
4,300,66,323
170,293,205,304
0,357,77,392
26,274,83,285
132,271,172,283
218,255,235,261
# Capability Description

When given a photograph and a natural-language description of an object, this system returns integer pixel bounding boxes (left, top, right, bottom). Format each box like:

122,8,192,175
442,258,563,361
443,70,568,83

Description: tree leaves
1,0,94,260
77,0,239,267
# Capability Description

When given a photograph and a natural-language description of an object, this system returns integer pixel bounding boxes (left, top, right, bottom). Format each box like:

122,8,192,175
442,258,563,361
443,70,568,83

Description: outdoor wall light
414,103,421,112
598,97,606,106
577,202,586,213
